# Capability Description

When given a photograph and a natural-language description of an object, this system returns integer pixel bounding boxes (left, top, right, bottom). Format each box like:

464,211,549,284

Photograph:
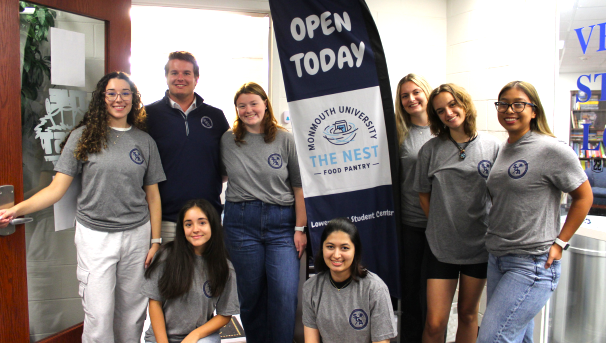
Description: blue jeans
477,253,561,343
223,201,299,343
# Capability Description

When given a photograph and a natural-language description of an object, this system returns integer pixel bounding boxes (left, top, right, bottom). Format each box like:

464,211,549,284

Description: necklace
329,275,353,291
448,134,476,160
113,131,125,144
111,127,130,144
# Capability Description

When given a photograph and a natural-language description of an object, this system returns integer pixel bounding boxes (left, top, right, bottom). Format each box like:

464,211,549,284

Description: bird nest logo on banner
269,0,400,295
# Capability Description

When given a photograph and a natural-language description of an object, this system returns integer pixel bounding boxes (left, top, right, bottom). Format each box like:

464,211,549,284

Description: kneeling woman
303,218,397,343
143,199,239,343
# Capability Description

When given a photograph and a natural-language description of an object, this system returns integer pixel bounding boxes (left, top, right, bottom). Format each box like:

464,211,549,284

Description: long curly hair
232,82,284,145
60,71,147,161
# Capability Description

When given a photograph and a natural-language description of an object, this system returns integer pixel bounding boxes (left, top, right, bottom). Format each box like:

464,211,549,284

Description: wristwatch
294,226,305,232
554,237,569,250
151,238,162,244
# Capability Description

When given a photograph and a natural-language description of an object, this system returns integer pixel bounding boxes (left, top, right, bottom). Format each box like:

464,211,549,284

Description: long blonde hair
394,74,432,145
498,81,554,137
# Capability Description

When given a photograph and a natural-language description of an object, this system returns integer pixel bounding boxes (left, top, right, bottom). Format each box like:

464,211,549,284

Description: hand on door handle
0,209,13,229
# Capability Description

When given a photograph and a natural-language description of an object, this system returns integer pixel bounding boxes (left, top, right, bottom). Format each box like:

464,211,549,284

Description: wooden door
0,0,131,341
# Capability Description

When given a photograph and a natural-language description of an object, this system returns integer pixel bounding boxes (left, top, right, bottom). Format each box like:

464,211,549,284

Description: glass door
0,0,131,341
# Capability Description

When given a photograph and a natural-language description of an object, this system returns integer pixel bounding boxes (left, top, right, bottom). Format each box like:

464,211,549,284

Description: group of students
396,74,593,343
0,70,306,343
0,67,593,343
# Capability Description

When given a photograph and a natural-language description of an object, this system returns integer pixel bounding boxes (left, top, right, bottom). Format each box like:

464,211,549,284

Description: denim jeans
477,253,561,343
223,201,299,343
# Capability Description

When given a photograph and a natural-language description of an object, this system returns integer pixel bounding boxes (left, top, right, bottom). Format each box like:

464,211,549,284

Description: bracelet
294,226,305,232
151,238,162,244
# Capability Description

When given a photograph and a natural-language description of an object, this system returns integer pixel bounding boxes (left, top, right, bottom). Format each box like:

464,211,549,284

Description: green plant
20,1,56,131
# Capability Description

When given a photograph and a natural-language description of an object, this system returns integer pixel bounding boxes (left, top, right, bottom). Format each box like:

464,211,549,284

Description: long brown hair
427,83,477,139
394,73,432,145
498,81,554,137
232,82,284,144
60,71,146,161
145,199,230,299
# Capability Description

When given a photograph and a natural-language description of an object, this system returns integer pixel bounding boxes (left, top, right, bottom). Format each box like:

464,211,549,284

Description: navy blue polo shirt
146,92,229,221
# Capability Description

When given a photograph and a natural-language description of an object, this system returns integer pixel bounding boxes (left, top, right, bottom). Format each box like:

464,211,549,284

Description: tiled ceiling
559,0,606,73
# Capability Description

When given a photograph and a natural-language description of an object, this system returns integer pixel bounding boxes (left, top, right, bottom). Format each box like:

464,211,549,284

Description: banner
269,0,400,295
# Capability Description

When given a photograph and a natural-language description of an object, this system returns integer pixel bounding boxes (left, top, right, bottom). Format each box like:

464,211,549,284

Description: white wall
446,0,558,142
367,0,447,91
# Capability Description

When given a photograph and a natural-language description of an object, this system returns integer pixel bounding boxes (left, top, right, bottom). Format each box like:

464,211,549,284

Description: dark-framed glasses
494,101,536,113
105,91,133,101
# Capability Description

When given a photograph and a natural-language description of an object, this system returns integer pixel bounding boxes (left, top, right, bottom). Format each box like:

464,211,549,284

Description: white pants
75,221,150,343
160,220,177,243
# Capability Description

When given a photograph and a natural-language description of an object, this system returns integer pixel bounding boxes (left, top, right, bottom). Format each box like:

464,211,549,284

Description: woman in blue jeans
221,82,307,343
479,81,593,343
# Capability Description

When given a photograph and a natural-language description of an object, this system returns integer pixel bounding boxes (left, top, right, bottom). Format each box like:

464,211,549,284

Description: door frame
0,0,131,341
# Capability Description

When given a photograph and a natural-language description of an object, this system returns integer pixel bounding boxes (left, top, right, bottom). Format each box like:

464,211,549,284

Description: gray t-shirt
400,125,432,228
413,133,500,264
142,257,239,343
54,126,166,231
486,131,587,256
221,129,302,206
303,271,397,343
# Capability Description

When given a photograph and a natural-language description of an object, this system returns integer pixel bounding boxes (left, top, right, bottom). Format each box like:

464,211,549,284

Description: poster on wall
268,0,400,295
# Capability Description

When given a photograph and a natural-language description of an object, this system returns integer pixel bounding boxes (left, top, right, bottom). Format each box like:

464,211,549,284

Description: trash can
549,234,606,343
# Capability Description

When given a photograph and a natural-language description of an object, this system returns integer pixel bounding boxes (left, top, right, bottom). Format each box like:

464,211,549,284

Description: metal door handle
0,185,35,236
10,218,34,225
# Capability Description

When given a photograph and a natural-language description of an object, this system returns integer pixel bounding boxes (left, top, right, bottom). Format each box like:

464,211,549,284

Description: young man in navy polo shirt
146,51,229,242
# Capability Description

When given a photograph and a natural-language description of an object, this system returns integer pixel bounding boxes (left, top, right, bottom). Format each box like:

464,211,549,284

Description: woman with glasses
0,71,165,342
413,84,500,343
394,73,433,342
477,81,592,343
221,82,307,343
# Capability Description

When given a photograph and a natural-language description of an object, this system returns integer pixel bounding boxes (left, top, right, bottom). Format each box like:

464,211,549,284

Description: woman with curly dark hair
0,71,166,342
221,82,306,343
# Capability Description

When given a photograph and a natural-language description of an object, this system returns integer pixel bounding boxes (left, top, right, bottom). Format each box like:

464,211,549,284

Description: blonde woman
394,73,432,342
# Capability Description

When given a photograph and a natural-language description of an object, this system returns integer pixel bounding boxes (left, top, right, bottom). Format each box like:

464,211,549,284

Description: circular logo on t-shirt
508,160,528,179
268,153,283,169
129,148,144,165
477,160,492,179
349,309,368,330
201,116,213,129
203,281,212,298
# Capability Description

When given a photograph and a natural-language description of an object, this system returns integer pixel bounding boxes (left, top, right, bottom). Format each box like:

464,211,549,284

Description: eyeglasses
494,101,536,113
105,91,133,101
